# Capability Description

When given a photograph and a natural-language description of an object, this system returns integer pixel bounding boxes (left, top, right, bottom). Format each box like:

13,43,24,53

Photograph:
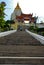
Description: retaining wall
0,30,17,37
26,29,44,44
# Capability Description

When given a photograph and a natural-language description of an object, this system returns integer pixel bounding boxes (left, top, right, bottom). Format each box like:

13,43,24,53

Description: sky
0,0,44,23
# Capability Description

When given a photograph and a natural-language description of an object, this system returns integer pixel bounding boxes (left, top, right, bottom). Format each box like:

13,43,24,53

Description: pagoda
11,3,36,23
11,3,38,30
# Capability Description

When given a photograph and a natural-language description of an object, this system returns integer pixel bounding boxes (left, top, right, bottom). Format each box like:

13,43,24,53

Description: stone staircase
0,31,44,64
0,31,42,45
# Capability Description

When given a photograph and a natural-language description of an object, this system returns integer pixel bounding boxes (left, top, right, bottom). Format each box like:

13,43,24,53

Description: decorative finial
15,2,21,9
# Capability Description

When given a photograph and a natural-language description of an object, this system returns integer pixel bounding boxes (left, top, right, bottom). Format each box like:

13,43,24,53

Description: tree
6,20,15,29
34,16,38,27
0,2,6,31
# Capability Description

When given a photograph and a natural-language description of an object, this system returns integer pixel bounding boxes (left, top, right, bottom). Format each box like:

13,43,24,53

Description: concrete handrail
0,30,17,37
26,29,44,44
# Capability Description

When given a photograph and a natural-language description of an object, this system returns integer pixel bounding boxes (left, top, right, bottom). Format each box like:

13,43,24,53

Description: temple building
11,3,37,29
11,3,22,21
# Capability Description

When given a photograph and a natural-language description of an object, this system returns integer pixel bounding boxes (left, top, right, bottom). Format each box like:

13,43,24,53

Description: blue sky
0,0,44,23
0,0,13,20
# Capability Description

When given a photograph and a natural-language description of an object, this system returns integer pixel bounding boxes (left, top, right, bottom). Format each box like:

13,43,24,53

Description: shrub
41,32,44,36
36,28,44,32
29,26,34,30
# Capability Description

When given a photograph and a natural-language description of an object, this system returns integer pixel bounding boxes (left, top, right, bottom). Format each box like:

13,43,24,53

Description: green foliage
35,28,44,32
5,20,15,30
0,2,14,31
29,26,35,32
41,32,44,36
29,26,44,36
6,20,14,24
0,2,6,31
29,26,34,30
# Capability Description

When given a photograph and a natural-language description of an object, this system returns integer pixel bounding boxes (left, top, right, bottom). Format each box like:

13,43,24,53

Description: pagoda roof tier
16,15,23,19
21,13,33,17
16,13,33,19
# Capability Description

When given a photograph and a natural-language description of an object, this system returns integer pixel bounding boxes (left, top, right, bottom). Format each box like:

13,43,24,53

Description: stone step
0,58,44,64
0,45,44,57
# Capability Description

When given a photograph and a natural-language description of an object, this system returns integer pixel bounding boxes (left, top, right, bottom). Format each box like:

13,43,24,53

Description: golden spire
15,3,21,9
